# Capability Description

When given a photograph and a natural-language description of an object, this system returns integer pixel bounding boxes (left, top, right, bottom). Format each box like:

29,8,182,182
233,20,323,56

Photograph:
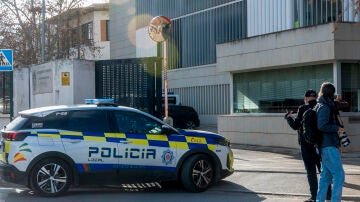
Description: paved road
0,145,359,201
228,144,360,201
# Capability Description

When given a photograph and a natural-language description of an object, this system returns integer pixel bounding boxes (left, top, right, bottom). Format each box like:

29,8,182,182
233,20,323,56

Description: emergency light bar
85,98,115,105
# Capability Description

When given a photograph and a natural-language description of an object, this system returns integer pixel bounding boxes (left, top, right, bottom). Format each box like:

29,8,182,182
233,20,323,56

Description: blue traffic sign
0,49,13,71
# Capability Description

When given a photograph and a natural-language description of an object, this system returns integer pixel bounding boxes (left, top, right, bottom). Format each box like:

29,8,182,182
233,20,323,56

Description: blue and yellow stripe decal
1,141,10,163
76,163,176,172
28,131,218,151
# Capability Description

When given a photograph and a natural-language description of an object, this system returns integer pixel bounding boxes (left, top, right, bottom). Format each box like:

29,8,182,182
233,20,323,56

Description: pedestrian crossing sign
0,49,13,71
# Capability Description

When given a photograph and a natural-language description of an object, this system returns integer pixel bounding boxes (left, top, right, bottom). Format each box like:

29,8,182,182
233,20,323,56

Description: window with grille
81,22,93,45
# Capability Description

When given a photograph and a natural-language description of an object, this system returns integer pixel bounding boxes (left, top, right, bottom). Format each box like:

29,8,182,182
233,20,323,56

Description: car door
60,110,119,184
112,110,178,182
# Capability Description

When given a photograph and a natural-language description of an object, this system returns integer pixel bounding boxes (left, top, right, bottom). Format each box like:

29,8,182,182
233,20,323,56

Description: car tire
185,120,196,129
181,154,214,192
29,158,72,197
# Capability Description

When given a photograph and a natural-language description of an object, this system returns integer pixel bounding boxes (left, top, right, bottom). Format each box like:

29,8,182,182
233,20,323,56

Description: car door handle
65,139,81,144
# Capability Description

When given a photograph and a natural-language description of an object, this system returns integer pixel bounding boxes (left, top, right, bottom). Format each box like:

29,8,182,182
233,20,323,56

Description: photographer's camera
339,132,350,147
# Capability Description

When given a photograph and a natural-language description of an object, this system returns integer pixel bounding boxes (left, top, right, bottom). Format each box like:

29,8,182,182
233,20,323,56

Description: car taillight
4,132,29,141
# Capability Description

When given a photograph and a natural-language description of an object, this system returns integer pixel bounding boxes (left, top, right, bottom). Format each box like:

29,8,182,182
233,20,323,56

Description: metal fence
0,72,10,114
95,57,162,116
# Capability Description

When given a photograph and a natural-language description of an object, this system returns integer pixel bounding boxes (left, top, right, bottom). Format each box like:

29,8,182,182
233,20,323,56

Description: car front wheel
29,158,72,197
181,154,214,192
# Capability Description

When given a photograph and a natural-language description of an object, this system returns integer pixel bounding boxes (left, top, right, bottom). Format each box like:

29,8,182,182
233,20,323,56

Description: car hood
178,129,225,140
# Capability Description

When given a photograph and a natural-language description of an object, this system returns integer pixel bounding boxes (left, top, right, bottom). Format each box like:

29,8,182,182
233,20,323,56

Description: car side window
20,116,44,130
64,110,110,133
113,111,163,134
43,111,69,130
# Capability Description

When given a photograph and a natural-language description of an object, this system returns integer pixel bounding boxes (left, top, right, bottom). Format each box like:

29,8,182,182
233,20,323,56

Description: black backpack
302,104,322,145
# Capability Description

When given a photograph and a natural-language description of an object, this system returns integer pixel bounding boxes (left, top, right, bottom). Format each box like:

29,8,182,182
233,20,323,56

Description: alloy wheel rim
192,159,213,189
36,163,67,193
186,121,196,129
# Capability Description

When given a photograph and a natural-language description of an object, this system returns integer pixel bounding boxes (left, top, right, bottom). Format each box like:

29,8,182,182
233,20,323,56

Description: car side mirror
162,125,176,135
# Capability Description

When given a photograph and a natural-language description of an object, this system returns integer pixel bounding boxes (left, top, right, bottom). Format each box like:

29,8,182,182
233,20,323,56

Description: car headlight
215,138,230,147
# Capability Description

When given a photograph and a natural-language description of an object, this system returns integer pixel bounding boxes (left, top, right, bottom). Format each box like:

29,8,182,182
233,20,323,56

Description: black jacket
317,96,341,148
286,100,317,145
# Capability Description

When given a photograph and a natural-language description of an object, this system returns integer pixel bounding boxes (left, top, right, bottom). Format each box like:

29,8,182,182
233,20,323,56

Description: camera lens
339,133,350,147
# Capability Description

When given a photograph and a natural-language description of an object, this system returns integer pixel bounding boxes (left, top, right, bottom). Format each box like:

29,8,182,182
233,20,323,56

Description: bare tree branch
0,0,91,66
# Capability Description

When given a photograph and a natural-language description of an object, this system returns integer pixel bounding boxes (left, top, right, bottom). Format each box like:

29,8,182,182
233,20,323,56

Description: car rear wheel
181,154,214,192
185,120,196,129
29,158,72,197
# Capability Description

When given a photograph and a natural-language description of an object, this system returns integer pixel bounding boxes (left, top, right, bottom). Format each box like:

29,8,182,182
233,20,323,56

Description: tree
0,0,87,67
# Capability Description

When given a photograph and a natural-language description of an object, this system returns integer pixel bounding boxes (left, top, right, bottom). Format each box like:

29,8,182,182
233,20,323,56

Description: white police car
0,99,233,196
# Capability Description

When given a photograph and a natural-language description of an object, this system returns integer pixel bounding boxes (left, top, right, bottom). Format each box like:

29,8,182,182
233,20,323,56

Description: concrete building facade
56,3,111,60
109,0,360,151
218,23,360,151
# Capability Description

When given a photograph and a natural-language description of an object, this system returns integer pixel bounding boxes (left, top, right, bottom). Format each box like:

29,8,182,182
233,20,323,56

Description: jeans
301,142,321,199
317,147,345,202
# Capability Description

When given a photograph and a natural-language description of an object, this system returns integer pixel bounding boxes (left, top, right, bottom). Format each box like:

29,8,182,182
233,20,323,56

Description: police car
0,99,234,197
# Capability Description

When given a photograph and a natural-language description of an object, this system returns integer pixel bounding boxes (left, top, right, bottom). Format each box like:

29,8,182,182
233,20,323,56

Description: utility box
30,59,95,108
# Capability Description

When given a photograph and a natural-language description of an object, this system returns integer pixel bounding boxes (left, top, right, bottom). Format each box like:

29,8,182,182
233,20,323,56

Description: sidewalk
229,144,360,201
198,124,360,200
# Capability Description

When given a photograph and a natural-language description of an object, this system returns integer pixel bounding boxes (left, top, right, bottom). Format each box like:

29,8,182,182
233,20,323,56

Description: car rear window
5,116,30,131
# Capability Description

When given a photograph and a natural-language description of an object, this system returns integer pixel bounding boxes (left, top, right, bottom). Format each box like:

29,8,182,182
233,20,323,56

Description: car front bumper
220,168,234,179
220,148,234,179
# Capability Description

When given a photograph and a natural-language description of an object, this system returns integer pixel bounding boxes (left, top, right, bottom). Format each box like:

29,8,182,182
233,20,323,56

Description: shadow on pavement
0,181,267,202
344,182,360,191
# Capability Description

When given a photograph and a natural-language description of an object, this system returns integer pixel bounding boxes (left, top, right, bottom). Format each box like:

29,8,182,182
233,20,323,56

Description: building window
170,84,230,115
233,64,333,113
295,0,343,27
342,63,360,112
70,28,80,47
167,1,246,69
106,20,109,41
81,22,93,45
101,20,109,41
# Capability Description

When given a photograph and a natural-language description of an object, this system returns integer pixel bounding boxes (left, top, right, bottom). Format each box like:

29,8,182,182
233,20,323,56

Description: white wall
217,23,336,73
219,113,360,152
13,68,30,116
93,10,110,60
30,60,95,108
73,60,96,104
168,64,230,88
30,62,57,108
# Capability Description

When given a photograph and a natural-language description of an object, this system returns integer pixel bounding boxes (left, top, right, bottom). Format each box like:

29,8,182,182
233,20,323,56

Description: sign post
148,16,172,125
0,49,13,120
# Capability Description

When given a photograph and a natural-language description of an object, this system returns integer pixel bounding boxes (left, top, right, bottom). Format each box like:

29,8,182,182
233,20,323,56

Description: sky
84,0,108,6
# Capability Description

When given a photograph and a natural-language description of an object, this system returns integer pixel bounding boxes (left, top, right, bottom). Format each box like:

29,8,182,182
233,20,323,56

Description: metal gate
0,72,10,114
95,57,162,116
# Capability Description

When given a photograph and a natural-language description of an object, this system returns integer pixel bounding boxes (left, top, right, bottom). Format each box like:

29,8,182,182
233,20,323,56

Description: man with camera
284,89,322,202
316,82,349,202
